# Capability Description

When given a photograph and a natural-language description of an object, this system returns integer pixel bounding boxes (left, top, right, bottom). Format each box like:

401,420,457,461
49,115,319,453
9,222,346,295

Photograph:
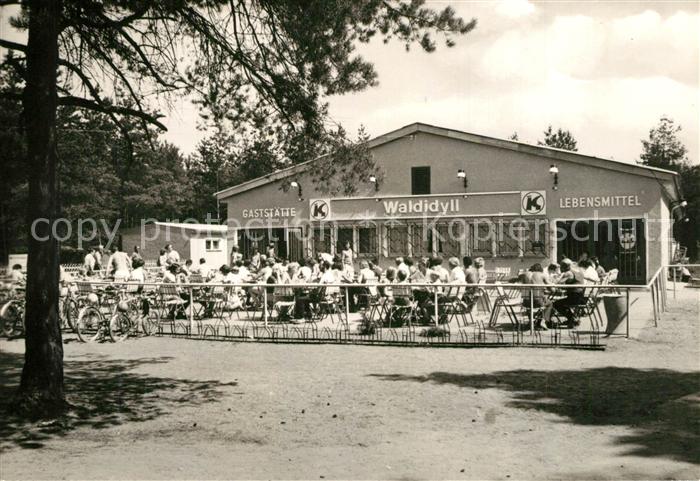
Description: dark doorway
556,218,646,284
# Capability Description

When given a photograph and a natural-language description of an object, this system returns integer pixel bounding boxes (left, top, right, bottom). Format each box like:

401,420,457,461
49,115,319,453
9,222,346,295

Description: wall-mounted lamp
457,169,468,190
369,174,379,192
549,164,559,190
289,180,303,201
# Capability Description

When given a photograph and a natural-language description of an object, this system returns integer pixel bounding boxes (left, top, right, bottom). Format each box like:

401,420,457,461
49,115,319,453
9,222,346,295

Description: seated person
579,259,600,284
544,260,585,328
9,264,25,286
522,263,552,330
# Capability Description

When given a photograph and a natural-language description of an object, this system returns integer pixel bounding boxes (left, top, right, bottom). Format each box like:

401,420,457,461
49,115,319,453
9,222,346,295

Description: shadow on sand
370,368,700,465
0,348,235,450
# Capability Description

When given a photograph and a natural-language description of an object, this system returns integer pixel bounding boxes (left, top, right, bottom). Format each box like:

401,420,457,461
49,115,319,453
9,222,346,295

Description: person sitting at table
522,263,552,330
297,258,312,282
366,258,381,278
590,256,606,279
544,259,585,328
129,258,146,285
410,258,428,283
547,263,561,283
429,256,449,283
474,257,488,284
579,259,599,284
448,257,465,283
9,263,25,286
395,257,410,278
182,259,194,277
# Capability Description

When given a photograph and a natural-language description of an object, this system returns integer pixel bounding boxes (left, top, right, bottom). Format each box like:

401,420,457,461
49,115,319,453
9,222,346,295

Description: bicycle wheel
76,306,103,343
61,298,79,331
109,312,133,342
0,301,21,337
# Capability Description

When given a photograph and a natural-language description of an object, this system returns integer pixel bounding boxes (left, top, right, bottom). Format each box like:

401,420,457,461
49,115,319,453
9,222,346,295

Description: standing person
341,241,354,270
266,242,276,260
230,245,243,265
165,243,181,266
94,245,104,271
83,247,97,276
157,249,167,270
108,246,132,280
250,247,261,272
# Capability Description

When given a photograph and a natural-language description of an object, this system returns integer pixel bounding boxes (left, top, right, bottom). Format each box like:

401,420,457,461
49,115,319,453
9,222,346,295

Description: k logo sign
309,199,330,220
521,191,546,215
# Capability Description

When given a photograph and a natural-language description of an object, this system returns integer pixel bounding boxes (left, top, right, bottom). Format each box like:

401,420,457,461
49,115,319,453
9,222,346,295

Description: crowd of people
1,239,614,328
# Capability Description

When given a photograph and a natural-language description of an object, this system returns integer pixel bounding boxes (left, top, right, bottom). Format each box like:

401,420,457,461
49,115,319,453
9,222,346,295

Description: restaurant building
216,123,684,284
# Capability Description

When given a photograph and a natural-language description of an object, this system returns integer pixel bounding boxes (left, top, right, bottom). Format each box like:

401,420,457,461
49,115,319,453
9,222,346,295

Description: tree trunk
14,0,66,417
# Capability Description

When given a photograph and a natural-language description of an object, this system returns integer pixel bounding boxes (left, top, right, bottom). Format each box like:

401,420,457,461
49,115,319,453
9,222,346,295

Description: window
387,224,409,256
498,219,523,257
471,220,495,256
411,166,431,195
522,219,548,256
336,227,354,254
205,239,221,251
313,227,331,256
358,226,378,256
409,224,432,257
435,223,463,258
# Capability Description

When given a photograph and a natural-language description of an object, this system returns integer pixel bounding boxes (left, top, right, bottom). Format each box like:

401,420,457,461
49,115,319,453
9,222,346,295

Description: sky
2,1,699,164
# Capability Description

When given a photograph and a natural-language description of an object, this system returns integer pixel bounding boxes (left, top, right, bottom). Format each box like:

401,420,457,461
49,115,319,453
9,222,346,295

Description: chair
271,290,296,322
487,284,521,327
570,286,604,330
440,284,474,326
384,284,416,328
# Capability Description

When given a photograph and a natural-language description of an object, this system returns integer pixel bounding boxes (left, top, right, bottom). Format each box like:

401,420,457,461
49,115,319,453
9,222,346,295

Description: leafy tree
638,117,699,260
0,0,476,415
638,116,688,169
538,125,578,152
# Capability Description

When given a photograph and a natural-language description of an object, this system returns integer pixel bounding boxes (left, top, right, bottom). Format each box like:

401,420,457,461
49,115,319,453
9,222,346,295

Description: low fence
67,278,656,349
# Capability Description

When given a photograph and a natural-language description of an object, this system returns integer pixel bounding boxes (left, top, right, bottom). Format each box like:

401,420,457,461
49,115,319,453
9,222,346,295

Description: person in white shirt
315,251,331,265
298,258,313,282
165,244,180,266
448,257,466,283
474,257,488,284
341,241,353,269
250,248,261,271
579,259,600,284
230,245,243,265
9,264,25,285
266,242,276,260
395,257,410,278
129,258,146,283
236,261,252,282
84,248,97,275
194,258,213,280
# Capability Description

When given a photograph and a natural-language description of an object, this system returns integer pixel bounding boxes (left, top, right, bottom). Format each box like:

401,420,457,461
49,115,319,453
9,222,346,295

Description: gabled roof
215,122,679,200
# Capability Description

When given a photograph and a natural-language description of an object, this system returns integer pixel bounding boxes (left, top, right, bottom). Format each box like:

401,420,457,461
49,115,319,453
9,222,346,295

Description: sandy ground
1,288,698,480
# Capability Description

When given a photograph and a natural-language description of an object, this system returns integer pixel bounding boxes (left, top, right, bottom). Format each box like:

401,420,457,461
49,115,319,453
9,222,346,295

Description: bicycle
0,288,25,338
75,284,149,342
